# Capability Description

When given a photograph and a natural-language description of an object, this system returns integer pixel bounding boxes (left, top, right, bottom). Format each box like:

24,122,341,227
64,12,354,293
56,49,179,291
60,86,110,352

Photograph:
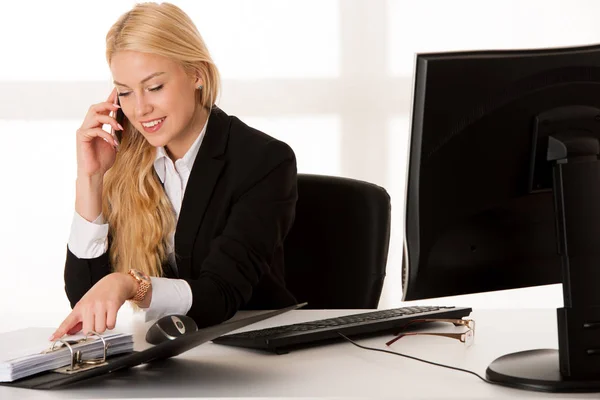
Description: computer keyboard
212,305,472,354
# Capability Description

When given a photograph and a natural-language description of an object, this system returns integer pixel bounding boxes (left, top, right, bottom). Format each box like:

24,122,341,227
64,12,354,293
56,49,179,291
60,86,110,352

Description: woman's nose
135,98,153,119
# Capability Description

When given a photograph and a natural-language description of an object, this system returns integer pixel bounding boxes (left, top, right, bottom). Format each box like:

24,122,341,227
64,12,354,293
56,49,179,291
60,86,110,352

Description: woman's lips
141,117,166,133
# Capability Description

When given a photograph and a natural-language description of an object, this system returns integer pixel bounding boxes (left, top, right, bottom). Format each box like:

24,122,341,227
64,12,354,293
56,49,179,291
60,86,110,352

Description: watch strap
128,269,151,302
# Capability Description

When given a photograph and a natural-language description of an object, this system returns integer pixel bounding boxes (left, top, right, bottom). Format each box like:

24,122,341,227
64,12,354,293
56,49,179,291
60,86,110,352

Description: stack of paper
0,328,133,382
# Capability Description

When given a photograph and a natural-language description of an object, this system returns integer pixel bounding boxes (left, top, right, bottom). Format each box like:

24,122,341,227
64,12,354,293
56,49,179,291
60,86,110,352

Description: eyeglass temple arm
404,318,472,327
386,331,467,347
392,318,473,336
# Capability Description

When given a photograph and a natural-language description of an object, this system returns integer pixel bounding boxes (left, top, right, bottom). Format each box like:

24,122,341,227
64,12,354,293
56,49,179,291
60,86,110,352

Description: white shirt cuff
143,277,193,322
67,211,109,259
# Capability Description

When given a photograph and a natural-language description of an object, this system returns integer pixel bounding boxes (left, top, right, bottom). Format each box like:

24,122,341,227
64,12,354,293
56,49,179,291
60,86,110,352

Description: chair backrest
284,174,391,309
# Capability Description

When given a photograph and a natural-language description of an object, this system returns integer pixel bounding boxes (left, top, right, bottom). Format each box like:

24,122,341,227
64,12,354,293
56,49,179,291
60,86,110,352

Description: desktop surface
0,308,588,399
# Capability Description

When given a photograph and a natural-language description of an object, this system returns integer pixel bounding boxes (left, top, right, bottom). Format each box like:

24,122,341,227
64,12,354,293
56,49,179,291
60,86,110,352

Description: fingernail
113,104,121,108
48,335,54,341
117,123,124,130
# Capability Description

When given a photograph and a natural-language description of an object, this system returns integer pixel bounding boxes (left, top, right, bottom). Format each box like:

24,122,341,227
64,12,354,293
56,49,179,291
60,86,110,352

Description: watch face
130,269,150,283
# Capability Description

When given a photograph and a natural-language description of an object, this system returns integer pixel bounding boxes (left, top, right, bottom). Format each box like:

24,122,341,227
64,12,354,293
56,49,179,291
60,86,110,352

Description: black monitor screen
402,44,600,301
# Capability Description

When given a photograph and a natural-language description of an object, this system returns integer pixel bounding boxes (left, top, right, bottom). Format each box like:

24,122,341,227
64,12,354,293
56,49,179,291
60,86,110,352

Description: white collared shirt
68,116,209,321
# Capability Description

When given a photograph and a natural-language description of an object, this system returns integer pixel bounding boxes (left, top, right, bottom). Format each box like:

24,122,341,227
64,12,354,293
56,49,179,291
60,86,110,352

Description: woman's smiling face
110,50,205,158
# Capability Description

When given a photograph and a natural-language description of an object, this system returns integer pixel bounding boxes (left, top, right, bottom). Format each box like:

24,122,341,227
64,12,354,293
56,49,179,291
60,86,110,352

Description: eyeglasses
385,318,476,347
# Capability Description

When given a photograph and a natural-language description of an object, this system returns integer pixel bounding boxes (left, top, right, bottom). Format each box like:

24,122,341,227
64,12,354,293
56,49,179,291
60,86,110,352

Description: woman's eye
117,92,131,97
149,85,163,92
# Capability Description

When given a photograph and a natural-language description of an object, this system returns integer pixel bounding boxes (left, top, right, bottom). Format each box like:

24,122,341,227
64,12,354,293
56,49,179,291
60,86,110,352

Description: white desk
0,308,595,399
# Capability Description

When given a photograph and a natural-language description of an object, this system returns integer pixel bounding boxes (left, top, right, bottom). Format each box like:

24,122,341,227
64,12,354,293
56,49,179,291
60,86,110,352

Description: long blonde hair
103,2,221,277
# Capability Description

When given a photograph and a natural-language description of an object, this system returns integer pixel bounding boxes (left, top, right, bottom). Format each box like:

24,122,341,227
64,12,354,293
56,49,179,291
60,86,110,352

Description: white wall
1,0,597,321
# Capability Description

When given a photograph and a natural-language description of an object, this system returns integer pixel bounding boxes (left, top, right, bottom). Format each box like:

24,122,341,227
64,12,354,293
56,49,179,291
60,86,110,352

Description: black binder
0,303,305,390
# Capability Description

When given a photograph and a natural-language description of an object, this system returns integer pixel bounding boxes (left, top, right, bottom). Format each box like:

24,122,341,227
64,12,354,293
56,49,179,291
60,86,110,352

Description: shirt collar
154,115,210,183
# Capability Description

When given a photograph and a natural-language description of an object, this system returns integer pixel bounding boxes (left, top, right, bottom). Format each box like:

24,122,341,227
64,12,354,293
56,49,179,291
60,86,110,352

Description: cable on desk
338,333,497,385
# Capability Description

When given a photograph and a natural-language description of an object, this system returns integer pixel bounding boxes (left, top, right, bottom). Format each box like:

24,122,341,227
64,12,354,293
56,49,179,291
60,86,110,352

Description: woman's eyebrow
113,72,166,88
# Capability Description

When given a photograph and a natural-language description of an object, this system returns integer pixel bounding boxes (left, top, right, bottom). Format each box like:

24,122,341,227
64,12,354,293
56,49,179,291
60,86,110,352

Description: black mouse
145,314,198,345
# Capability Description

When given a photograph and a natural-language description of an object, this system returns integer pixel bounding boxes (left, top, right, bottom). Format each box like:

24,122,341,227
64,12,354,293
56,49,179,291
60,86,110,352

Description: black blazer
64,106,298,328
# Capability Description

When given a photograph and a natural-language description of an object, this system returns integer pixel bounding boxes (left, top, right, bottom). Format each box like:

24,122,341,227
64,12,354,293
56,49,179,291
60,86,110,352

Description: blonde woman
50,2,297,340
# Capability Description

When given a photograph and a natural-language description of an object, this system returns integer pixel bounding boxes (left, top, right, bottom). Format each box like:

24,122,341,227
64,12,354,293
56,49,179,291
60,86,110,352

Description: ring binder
1,304,304,390
44,331,110,375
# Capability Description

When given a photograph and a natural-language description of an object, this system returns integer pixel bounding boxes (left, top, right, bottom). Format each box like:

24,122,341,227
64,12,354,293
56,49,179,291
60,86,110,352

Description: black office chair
283,174,391,309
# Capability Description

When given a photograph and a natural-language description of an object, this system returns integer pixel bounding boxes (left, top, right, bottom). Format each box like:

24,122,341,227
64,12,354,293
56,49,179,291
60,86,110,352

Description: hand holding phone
75,88,122,178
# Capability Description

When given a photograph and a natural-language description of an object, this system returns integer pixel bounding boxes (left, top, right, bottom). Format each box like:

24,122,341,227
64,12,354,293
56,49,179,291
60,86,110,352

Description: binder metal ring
80,331,109,366
48,331,109,374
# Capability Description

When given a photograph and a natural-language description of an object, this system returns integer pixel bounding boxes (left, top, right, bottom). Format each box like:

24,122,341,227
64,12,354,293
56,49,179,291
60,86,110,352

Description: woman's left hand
50,272,137,341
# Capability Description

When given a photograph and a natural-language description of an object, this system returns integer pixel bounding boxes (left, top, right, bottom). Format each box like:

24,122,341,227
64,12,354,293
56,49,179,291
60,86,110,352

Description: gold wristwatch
128,269,152,302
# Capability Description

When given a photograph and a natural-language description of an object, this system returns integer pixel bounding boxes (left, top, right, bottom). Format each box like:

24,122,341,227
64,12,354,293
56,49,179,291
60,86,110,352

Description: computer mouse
145,314,198,345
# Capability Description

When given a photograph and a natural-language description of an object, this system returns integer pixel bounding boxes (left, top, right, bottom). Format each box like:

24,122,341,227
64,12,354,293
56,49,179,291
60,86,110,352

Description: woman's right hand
76,88,123,178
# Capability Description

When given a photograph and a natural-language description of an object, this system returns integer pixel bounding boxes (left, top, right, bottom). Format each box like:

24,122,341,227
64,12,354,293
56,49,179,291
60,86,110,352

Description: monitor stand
487,349,600,392
487,107,600,392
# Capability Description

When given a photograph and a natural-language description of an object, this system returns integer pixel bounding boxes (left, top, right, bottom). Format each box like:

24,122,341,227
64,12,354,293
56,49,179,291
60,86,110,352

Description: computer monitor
401,44,600,392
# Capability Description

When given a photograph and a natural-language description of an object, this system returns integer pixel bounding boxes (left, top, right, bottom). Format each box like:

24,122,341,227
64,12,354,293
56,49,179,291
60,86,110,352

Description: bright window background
2,0,595,319
387,0,600,77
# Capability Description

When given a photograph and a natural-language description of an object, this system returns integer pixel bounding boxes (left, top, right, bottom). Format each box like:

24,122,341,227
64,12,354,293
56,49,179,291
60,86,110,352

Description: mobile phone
114,96,125,143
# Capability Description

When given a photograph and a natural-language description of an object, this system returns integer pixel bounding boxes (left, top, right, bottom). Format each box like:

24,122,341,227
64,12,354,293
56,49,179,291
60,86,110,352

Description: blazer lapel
174,106,230,279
